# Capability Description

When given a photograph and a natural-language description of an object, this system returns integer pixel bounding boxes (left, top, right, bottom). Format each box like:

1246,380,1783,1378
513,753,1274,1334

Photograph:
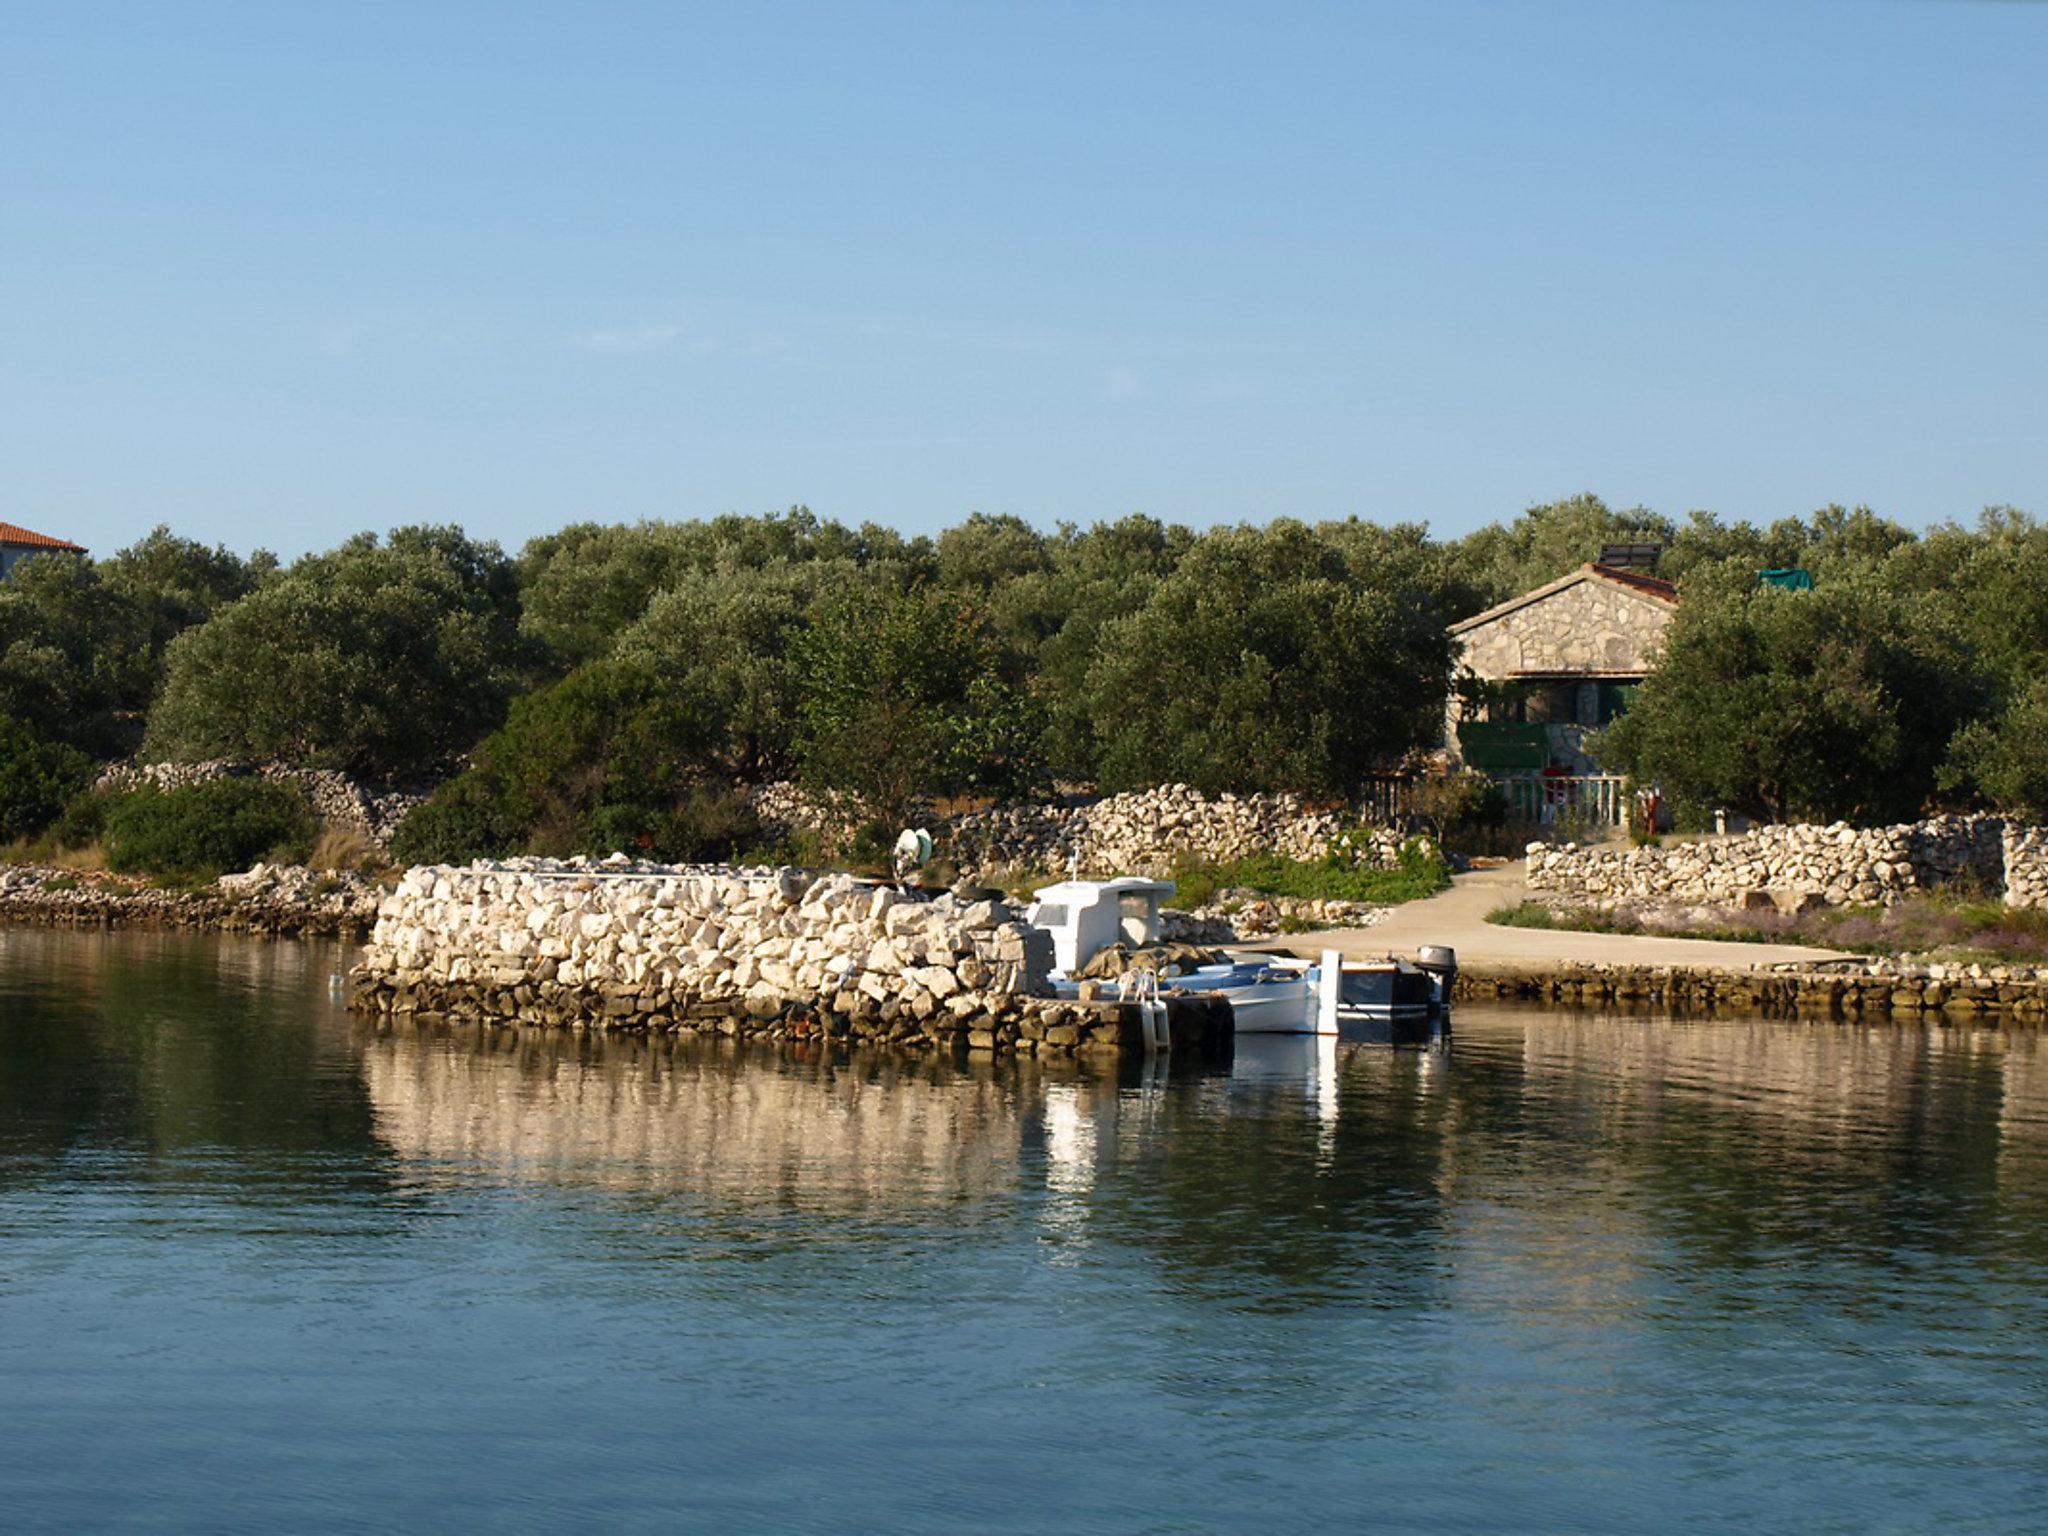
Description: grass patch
1173,840,1452,908
1488,892,2048,964
0,835,109,871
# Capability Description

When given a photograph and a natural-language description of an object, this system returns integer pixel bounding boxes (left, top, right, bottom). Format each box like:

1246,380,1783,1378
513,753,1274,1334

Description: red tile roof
0,522,87,554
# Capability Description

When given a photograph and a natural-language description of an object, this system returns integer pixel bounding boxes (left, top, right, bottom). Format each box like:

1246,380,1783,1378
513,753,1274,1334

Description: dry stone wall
2003,825,2048,911
754,781,1408,877
96,761,425,849
349,857,1230,1055
1526,815,2022,909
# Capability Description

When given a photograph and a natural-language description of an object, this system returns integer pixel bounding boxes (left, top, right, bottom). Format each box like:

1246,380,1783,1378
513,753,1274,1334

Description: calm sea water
4,927,2047,1533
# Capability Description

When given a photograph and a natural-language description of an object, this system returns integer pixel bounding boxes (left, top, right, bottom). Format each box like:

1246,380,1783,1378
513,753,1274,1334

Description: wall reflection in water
356,1004,2048,1295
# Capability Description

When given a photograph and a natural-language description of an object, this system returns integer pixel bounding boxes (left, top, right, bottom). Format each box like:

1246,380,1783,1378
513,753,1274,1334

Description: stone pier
348,858,1232,1057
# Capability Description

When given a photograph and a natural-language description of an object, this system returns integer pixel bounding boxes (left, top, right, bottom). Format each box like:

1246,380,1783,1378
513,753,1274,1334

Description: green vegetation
389,656,765,867
99,780,315,878
1171,839,1451,909
0,714,93,842
793,584,1038,819
1488,893,2048,965
145,527,527,778
9,494,2048,870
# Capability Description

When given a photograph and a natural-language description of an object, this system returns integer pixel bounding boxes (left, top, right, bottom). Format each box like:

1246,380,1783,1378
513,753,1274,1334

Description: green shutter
1457,721,1548,772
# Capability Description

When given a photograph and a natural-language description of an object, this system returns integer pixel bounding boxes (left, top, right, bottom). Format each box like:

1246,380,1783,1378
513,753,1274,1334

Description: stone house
0,521,87,580
1445,561,1677,776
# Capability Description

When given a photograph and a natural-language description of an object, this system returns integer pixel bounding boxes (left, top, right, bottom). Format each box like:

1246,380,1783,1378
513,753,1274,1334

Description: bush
0,714,94,841
101,780,315,876
388,774,530,866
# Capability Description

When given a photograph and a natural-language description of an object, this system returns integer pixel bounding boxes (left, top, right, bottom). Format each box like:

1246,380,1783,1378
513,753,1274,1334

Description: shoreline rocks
0,862,386,939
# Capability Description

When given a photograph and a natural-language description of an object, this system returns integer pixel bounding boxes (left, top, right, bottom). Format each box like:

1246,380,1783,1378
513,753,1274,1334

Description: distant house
1446,560,1678,777
0,522,87,580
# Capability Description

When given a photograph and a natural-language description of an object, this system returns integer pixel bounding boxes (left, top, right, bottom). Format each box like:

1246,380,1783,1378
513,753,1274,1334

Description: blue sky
4,1,2043,559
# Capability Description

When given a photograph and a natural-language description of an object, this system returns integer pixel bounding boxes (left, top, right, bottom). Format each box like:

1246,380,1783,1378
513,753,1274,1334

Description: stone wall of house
1525,815,2014,909
95,761,425,849
348,857,1229,1055
753,780,1410,877
1455,572,1675,680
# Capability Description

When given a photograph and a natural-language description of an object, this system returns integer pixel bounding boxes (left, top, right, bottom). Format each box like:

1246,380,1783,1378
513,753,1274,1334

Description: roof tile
0,522,87,553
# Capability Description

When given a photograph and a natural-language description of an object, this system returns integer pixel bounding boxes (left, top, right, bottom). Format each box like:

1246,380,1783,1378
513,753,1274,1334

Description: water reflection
9,931,2048,1531
343,1004,2048,1285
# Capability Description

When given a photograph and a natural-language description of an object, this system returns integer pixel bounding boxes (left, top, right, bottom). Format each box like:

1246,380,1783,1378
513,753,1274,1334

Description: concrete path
1260,864,1853,971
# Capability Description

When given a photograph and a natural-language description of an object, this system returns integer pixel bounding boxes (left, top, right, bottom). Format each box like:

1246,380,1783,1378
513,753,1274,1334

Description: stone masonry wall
2003,825,2048,911
1454,571,1674,680
96,761,424,849
349,858,1230,1055
1526,815,2018,909
755,781,1408,877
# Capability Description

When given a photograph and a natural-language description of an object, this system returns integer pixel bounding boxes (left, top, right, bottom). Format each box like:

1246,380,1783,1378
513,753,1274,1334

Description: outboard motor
1415,945,1458,1018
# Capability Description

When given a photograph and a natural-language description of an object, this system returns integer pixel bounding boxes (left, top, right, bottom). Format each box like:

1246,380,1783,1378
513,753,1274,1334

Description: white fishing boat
1023,877,1453,1037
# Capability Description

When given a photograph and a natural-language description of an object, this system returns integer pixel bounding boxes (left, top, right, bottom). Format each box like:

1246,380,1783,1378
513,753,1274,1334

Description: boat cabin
1024,877,1174,975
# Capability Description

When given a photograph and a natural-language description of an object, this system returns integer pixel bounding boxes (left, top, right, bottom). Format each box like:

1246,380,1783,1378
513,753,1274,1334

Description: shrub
388,774,529,866
49,787,115,849
0,713,94,841
101,780,315,877
389,658,765,867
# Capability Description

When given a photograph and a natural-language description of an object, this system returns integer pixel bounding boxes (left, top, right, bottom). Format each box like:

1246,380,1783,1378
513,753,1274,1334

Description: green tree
1594,566,1971,824
1447,493,1674,611
612,560,850,781
792,585,1039,819
97,526,270,711
1942,677,2048,821
516,508,933,668
1086,521,1452,794
390,656,759,865
145,526,526,779
0,552,130,751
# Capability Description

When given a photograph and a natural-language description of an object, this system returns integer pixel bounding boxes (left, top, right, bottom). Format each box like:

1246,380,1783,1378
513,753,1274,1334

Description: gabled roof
0,522,87,554
1450,561,1677,635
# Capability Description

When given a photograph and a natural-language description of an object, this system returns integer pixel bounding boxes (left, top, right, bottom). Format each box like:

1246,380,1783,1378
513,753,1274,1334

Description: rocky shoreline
0,863,386,940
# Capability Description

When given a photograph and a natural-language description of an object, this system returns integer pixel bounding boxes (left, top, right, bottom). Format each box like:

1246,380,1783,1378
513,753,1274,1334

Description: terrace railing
1496,773,1631,827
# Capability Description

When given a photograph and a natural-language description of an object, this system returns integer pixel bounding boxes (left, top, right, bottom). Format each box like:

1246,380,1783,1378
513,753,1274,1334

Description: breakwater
348,859,1232,1055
